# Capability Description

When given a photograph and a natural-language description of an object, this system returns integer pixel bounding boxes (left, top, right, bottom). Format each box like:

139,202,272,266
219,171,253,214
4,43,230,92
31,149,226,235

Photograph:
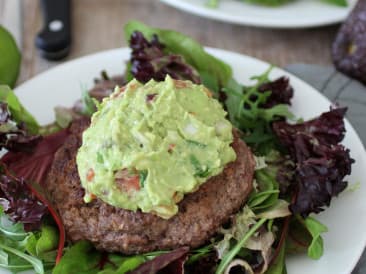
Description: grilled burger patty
45,118,255,254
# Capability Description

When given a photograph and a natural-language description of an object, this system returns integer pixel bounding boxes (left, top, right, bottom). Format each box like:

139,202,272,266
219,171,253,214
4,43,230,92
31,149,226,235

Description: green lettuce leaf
0,209,48,274
303,216,328,259
53,241,147,274
0,85,40,134
52,241,101,274
286,215,328,260
222,69,293,154
124,20,232,91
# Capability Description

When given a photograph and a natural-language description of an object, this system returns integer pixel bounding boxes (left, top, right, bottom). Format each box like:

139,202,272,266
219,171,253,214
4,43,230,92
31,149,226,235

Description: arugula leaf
0,85,40,134
0,26,21,88
222,69,293,154
0,209,48,274
0,243,44,274
248,162,280,212
124,21,232,91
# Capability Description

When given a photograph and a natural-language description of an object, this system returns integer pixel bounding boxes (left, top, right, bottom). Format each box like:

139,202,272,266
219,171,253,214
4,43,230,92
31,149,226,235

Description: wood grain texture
0,0,340,84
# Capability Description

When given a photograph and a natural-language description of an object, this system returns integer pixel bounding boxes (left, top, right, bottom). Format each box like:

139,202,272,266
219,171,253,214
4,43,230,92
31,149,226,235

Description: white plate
160,0,356,28
12,48,366,274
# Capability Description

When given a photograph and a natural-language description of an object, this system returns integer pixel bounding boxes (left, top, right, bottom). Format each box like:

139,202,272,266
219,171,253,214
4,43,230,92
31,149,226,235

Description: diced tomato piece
86,168,95,182
168,144,176,153
116,174,140,192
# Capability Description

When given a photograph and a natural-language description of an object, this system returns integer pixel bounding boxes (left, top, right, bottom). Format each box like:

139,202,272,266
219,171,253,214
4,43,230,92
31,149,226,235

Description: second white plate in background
160,0,356,28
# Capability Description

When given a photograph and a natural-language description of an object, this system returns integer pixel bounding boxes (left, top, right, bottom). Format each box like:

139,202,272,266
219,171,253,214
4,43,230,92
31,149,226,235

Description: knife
35,0,71,60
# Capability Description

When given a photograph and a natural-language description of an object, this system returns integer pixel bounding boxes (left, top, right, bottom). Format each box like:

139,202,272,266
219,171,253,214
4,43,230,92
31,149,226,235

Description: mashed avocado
76,76,236,219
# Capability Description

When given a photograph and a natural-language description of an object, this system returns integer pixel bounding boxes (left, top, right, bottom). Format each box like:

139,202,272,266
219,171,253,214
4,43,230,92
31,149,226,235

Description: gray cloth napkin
285,64,366,274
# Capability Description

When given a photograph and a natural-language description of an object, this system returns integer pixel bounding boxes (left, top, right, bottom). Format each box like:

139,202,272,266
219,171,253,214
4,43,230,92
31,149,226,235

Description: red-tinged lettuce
258,76,293,108
124,21,232,93
0,102,41,152
272,107,354,216
0,171,47,232
1,127,71,186
129,31,201,84
0,85,39,134
1,127,70,264
185,253,218,274
129,247,189,274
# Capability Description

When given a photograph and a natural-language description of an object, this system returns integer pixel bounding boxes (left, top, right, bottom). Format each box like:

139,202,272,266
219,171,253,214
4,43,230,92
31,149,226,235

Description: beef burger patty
45,118,255,254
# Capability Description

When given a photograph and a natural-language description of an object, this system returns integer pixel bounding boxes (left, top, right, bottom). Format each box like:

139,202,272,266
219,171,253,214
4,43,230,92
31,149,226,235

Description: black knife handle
36,0,71,55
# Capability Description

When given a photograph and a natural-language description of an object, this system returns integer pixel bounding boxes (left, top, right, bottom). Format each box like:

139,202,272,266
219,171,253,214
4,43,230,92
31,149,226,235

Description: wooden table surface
0,0,340,85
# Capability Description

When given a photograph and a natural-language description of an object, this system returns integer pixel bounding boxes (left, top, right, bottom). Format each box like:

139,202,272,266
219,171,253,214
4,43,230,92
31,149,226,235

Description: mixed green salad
205,0,348,7
0,21,354,274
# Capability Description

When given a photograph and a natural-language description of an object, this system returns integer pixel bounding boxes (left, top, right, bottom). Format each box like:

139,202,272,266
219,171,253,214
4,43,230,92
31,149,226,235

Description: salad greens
223,70,294,155
0,21,355,274
124,20,232,92
0,209,57,274
206,0,347,8
0,85,40,135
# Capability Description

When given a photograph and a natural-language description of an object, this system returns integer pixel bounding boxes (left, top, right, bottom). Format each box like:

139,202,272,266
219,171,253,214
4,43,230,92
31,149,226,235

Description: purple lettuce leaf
0,102,41,153
1,126,71,187
128,246,189,274
129,31,201,84
258,76,294,108
0,171,48,231
273,107,347,158
272,107,354,216
184,253,218,274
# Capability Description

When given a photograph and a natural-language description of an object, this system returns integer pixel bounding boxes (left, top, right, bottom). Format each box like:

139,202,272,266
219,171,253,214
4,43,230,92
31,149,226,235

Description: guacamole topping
76,76,236,219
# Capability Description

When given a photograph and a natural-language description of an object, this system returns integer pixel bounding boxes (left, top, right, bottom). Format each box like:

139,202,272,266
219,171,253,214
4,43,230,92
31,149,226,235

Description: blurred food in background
332,0,366,84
